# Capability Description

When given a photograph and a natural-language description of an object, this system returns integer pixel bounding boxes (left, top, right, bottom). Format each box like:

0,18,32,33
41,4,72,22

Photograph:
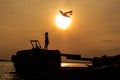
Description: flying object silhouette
59,10,73,17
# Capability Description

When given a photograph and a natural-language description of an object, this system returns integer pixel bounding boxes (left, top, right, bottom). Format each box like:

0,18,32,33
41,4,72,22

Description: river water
0,61,90,80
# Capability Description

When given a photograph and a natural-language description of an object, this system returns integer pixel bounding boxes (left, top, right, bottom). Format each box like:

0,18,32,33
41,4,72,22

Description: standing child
44,32,49,50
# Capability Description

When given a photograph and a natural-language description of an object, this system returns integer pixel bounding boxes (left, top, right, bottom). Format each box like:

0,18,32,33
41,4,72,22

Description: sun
55,14,71,30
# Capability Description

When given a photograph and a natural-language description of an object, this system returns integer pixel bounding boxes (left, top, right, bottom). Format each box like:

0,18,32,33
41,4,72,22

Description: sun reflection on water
61,63,89,67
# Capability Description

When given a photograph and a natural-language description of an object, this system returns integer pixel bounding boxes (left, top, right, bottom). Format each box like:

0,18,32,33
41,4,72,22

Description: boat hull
17,66,120,80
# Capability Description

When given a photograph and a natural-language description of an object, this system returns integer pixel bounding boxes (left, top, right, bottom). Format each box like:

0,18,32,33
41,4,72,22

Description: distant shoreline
0,59,11,61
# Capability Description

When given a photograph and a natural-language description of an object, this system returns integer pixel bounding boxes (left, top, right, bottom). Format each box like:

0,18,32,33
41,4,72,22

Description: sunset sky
0,0,120,60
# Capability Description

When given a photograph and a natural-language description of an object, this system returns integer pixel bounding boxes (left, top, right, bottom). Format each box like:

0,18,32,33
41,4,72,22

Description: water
61,62,89,67
0,61,89,80
0,61,22,80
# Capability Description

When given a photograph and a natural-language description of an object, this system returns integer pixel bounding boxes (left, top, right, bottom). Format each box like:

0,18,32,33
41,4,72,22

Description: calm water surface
0,61,90,80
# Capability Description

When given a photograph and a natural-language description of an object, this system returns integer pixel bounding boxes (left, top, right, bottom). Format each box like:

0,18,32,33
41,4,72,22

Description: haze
0,0,120,60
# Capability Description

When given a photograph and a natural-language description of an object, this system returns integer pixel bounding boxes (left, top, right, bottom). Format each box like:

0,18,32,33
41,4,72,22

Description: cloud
111,29,120,33
102,40,120,43
111,25,120,33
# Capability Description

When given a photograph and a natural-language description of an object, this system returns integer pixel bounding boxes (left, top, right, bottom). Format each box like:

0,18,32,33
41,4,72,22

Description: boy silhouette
44,32,49,50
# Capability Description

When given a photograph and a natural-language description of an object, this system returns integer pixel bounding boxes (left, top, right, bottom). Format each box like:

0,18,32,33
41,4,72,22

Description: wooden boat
11,40,120,80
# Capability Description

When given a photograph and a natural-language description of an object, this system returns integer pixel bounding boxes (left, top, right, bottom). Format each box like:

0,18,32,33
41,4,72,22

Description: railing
30,40,42,49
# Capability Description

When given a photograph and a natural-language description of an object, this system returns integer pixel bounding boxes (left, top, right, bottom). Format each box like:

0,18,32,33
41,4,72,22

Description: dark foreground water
0,61,119,80
0,61,90,80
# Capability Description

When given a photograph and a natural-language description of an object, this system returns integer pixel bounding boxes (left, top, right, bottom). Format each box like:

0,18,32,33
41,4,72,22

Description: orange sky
0,0,120,59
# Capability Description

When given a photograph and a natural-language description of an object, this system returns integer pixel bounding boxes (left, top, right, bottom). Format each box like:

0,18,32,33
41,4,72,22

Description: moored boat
11,40,120,79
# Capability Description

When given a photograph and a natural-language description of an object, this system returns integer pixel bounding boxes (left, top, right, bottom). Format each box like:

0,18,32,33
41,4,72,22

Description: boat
11,40,120,80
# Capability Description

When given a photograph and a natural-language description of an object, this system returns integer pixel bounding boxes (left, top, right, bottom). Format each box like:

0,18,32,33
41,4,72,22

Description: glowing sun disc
55,14,71,30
